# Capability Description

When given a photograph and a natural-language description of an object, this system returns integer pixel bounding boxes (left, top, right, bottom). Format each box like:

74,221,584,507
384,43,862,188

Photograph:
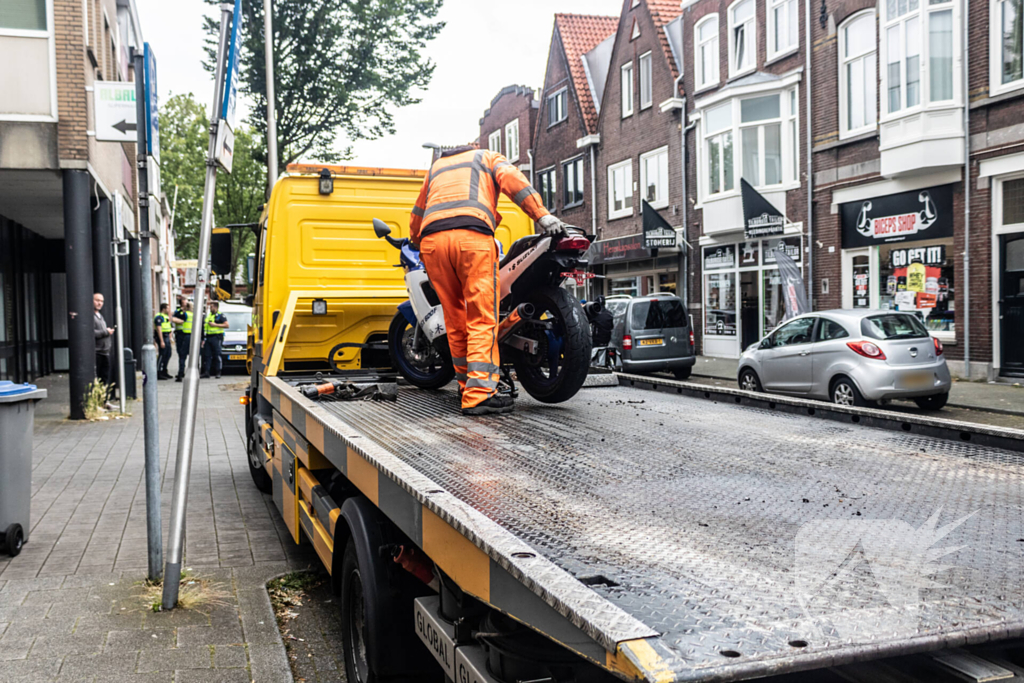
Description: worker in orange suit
409,145,568,416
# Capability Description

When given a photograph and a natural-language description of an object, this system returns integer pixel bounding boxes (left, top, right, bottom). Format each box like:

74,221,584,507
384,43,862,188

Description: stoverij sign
94,81,137,143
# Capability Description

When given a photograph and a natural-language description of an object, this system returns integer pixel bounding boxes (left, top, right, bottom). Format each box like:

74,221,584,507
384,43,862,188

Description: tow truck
234,164,1024,683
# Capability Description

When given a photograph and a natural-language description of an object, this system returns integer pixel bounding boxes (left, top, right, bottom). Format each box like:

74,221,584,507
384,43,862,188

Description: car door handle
800,351,809,356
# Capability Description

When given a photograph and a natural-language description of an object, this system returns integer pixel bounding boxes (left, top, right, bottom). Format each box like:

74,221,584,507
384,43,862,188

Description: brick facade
478,85,537,172
55,0,88,161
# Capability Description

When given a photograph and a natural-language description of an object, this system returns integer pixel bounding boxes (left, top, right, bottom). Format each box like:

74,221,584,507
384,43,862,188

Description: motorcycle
372,218,594,404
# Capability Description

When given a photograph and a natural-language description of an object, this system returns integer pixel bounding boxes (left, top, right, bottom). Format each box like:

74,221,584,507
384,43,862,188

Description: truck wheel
511,286,592,404
341,543,375,683
388,313,455,390
4,524,24,557
247,429,272,493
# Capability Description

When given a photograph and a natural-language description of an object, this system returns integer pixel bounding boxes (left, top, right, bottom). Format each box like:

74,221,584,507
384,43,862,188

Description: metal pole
962,0,971,378
263,0,278,194
112,238,127,415
163,4,233,609
805,0,814,305
133,48,162,582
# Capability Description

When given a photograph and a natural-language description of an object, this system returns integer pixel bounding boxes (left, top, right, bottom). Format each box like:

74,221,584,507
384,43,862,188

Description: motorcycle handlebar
384,235,404,249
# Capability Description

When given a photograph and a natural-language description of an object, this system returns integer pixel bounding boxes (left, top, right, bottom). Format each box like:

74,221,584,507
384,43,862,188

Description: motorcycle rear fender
499,235,552,300
404,269,446,342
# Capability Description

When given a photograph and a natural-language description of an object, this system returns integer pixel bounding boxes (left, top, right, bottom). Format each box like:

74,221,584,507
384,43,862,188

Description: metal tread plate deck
280,379,1024,682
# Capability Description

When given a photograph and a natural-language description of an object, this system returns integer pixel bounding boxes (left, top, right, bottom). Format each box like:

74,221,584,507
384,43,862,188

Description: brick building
809,0,1024,379
478,85,538,184
0,0,167,416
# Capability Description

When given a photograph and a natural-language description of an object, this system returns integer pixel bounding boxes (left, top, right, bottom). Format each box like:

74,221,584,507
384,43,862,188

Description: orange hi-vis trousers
419,229,501,409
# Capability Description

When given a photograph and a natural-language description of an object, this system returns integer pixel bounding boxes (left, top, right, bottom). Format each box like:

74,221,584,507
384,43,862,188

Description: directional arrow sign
94,81,137,142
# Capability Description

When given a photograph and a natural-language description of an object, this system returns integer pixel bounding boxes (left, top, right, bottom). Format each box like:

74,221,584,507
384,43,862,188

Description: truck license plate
639,338,663,346
229,354,246,360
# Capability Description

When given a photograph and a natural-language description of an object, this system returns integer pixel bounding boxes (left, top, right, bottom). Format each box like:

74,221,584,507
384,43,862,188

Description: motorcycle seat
499,234,545,269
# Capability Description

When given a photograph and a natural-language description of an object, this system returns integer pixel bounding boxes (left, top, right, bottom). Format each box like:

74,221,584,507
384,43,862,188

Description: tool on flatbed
298,379,398,402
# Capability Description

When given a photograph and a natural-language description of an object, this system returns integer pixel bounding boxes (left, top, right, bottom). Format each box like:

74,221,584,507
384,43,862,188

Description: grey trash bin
0,380,46,557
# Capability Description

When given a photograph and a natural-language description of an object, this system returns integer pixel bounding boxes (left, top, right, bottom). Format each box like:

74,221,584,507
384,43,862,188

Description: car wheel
914,392,949,411
831,377,869,407
672,367,692,381
738,368,762,392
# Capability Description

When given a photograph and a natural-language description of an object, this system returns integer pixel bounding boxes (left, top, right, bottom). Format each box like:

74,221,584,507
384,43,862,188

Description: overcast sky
135,0,625,170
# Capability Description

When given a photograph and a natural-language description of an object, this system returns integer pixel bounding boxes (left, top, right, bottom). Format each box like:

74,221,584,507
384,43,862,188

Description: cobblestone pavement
0,371,318,682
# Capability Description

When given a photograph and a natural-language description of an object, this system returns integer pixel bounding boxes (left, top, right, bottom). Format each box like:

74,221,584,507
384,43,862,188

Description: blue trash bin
0,381,46,556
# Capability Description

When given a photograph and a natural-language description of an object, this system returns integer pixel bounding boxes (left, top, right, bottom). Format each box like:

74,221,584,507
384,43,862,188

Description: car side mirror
372,218,391,239
759,338,772,350
244,294,254,307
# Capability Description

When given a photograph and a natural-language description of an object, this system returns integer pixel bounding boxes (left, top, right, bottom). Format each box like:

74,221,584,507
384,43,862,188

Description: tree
202,0,444,172
160,92,266,285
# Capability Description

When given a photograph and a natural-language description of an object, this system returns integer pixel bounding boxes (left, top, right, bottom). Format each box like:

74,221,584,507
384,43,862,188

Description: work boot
462,394,514,416
175,376,182,383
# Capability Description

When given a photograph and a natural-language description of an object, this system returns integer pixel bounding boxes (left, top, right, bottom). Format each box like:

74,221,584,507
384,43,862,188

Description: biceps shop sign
839,184,954,249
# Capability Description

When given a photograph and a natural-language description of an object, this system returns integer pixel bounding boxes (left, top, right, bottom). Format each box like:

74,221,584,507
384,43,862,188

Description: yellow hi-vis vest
181,311,193,334
204,312,224,336
157,315,172,334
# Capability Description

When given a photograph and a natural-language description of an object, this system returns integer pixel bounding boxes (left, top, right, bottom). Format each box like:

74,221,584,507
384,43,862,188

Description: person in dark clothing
93,292,115,405
154,303,173,379
588,296,615,367
172,299,192,382
200,300,229,379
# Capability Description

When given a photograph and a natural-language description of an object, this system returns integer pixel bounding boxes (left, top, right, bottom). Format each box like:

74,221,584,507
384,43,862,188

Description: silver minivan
737,309,952,409
608,294,696,380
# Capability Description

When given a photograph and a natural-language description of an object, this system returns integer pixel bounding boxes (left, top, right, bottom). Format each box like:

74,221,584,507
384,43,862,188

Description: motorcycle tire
510,286,592,404
388,313,455,390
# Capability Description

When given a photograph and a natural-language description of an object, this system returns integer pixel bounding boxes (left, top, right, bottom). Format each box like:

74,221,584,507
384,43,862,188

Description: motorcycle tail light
555,236,591,251
623,334,633,350
847,340,886,360
933,337,944,355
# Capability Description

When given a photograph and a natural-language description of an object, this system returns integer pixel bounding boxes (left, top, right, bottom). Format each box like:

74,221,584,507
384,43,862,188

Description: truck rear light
555,236,591,251
933,337,944,355
623,334,633,350
847,340,886,360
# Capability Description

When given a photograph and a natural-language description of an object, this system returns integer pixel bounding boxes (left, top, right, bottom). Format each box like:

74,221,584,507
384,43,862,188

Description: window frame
639,51,653,109
879,0,959,121
990,0,1024,96
608,159,634,220
546,87,568,128
695,14,721,92
767,0,799,62
621,61,635,117
839,9,878,139
537,167,558,211
0,0,57,124
505,119,519,163
727,0,757,79
639,146,670,210
0,0,48,34
487,130,501,154
562,156,585,209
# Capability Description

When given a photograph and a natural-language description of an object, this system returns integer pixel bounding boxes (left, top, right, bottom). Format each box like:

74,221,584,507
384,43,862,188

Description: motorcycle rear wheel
510,286,592,404
388,313,455,390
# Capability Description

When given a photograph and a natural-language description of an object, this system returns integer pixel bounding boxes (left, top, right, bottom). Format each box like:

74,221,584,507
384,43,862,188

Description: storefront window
609,277,639,297
658,273,677,293
706,272,737,335
878,238,955,333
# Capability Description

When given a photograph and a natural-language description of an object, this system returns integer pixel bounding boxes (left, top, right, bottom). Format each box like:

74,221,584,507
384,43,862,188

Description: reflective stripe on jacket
409,149,549,243
204,312,225,336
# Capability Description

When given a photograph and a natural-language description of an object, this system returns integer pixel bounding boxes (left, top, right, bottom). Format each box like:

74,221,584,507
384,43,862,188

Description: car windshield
860,314,930,340
223,311,250,332
630,299,688,331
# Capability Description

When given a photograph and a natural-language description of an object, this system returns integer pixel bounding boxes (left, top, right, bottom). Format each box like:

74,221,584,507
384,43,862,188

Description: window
562,157,584,208
772,317,816,346
630,299,688,330
547,88,567,127
537,168,557,211
640,147,669,208
883,0,955,115
993,0,1023,92
639,52,653,109
621,61,634,117
861,313,930,339
768,0,799,59
705,272,736,335
877,238,955,334
695,15,720,90
488,130,501,153
0,0,46,30
505,120,519,162
816,319,850,341
840,11,878,136
729,0,756,77
608,160,633,219
705,103,734,196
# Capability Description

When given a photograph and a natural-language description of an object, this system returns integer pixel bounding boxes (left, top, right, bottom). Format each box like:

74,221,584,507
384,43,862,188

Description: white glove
538,214,568,237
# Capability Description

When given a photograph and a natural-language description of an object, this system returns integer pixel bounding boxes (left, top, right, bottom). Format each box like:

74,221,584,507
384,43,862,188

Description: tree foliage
160,92,265,284
202,0,444,171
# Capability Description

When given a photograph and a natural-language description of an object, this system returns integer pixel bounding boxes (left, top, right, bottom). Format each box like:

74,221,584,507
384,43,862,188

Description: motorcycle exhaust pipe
497,302,535,343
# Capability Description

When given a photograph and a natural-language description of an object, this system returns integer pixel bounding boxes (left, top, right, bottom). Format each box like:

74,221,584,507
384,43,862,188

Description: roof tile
555,13,619,135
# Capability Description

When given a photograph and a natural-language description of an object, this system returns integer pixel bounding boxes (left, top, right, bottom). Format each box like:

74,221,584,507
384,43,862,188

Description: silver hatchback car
737,309,952,409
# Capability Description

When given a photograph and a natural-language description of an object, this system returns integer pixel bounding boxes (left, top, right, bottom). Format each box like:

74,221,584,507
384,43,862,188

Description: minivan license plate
229,354,246,361
639,338,664,346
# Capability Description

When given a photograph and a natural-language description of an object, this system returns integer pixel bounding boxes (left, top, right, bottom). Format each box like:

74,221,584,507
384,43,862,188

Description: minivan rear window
861,314,929,340
630,299,688,330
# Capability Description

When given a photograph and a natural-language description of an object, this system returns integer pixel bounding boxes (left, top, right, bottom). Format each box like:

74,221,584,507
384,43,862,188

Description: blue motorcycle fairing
397,300,417,326
400,241,424,271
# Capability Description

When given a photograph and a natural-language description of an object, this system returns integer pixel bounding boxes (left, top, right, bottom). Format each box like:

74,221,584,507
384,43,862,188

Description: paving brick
212,644,247,669
30,630,106,658
57,651,140,679
137,645,212,672
174,669,251,683
0,656,61,683
103,628,176,652
0,634,34,660
175,624,243,648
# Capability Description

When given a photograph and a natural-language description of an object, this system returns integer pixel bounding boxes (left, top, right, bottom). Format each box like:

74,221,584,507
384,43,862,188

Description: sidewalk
692,355,1024,417
0,372,314,682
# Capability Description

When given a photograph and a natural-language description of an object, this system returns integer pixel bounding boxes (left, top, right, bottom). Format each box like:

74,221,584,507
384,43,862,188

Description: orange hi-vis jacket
409,148,549,243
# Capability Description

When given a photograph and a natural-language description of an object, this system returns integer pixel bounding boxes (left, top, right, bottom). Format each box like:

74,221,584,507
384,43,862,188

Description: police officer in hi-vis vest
171,298,192,382
201,300,229,379
154,303,174,380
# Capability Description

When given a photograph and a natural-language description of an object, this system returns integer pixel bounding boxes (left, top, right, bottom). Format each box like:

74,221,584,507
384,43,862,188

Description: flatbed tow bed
258,372,1024,683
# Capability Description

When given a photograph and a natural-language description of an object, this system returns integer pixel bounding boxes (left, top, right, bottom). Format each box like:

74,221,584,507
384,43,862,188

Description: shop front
838,183,957,343
701,235,803,358
589,232,682,299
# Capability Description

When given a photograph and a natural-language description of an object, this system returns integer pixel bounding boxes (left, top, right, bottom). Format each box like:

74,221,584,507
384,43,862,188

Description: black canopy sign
741,178,786,238
642,199,678,250
840,184,954,249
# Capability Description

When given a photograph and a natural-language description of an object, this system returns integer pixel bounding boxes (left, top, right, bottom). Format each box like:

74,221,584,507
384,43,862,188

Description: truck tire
247,429,272,493
388,313,455,390
511,286,592,404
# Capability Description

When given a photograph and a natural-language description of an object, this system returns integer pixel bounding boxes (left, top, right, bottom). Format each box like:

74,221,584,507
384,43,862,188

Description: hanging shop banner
703,244,736,270
642,199,678,250
589,233,646,264
775,248,809,321
889,244,946,268
763,236,802,264
741,178,786,238
840,184,954,249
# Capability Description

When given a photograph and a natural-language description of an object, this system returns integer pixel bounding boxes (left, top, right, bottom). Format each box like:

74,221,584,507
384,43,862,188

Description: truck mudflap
262,374,1024,683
